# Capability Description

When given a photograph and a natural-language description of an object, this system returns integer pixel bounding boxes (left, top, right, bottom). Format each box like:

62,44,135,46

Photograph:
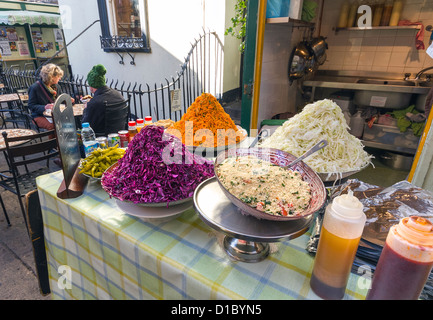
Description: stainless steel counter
302,71,432,110
303,75,431,94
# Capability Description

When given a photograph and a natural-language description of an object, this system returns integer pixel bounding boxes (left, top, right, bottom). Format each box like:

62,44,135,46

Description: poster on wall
6,28,18,41
0,40,12,57
0,27,7,39
53,28,63,42
9,42,17,52
17,41,30,56
31,30,43,53
55,41,65,56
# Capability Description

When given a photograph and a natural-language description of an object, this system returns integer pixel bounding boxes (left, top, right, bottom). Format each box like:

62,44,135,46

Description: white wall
258,24,304,126
58,0,240,94
223,0,242,93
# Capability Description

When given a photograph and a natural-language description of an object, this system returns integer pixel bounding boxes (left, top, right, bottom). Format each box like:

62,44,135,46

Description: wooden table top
0,93,29,103
0,128,36,151
43,104,85,117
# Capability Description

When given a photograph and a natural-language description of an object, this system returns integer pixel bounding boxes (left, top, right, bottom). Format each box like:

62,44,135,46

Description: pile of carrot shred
167,93,244,148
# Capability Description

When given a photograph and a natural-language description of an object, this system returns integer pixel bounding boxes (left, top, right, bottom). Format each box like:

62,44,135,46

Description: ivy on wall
225,0,247,52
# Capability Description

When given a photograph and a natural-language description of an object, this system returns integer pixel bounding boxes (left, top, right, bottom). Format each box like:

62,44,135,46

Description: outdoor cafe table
36,170,370,300
0,93,28,104
0,128,36,151
43,103,85,118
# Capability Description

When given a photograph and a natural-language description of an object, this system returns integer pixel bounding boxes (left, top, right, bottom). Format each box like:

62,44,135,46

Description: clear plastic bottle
366,216,433,300
81,122,99,157
347,0,359,28
372,0,384,27
310,189,366,300
349,111,365,138
338,1,350,28
380,0,394,26
136,118,144,132
389,0,403,26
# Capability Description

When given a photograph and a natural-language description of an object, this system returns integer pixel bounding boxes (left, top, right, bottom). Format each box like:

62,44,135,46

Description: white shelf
266,17,315,27
335,25,421,32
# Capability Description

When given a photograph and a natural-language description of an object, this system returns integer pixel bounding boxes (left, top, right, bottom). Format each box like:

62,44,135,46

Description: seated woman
28,63,65,131
28,64,73,166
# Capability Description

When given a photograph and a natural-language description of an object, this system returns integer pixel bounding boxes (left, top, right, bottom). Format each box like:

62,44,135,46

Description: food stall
36,93,433,300
0,10,69,73
37,171,368,300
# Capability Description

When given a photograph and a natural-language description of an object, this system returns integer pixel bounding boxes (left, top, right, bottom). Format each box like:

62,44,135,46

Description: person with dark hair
81,64,125,134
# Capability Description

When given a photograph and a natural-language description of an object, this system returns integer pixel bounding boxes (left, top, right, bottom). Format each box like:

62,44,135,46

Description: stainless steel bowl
214,147,327,221
317,163,370,182
380,151,414,171
288,41,314,82
309,36,328,65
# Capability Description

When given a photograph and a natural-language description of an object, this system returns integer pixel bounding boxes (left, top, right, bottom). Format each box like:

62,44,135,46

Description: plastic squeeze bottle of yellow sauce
310,189,366,300
366,216,433,300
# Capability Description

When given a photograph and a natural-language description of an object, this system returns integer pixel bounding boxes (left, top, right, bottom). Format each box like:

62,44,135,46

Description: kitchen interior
256,0,433,189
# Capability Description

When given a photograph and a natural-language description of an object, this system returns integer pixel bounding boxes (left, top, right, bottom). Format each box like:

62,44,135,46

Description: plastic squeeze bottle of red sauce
366,216,433,300
310,189,366,299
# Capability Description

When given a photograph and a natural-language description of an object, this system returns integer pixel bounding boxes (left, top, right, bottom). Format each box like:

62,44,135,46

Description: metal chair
0,114,5,129
0,89,32,130
15,88,41,132
0,129,59,231
25,189,50,295
96,95,131,137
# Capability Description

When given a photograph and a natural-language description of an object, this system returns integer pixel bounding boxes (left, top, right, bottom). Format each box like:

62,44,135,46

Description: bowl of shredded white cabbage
259,99,373,182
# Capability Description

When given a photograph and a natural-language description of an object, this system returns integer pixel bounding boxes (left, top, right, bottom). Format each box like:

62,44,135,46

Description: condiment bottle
347,0,358,28
144,116,153,126
338,1,350,28
349,111,365,139
118,130,129,148
372,0,384,27
136,118,144,132
389,0,403,26
128,120,137,142
310,189,366,300
380,0,393,26
366,216,433,300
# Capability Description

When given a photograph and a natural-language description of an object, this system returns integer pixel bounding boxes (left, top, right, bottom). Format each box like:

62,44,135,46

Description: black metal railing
1,30,224,122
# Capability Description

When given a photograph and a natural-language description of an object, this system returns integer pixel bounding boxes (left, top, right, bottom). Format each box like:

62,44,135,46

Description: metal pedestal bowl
194,177,314,262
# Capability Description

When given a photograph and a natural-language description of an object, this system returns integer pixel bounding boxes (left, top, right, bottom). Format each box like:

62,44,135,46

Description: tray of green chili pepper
79,145,126,180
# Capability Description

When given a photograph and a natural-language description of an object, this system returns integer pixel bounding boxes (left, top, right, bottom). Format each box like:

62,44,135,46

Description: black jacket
28,80,62,118
81,85,125,134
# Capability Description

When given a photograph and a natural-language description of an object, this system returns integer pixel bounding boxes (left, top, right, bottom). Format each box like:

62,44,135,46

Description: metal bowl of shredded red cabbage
101,125,215,207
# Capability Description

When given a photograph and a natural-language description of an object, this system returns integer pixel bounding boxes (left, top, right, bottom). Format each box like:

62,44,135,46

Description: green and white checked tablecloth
36,170,369,300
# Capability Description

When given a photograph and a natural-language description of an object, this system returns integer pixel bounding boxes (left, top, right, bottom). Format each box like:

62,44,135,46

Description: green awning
0,10,61,27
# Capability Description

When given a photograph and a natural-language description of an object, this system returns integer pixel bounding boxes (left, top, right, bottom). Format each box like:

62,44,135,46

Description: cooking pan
214,147,327,222
288,41,314,83
309,36,328,65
